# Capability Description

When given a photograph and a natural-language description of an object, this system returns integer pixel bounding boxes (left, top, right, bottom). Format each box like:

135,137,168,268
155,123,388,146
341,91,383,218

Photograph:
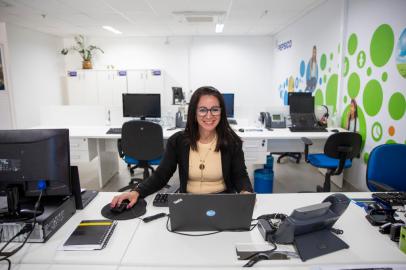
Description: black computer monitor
0,129,72,221
222,93,235,118
122,93,161,119
288,92,314,114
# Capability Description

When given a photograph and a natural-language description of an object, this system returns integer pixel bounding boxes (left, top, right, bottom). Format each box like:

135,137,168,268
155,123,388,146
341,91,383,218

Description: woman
111,86,253,209
305,46,318,92
346,99,358,132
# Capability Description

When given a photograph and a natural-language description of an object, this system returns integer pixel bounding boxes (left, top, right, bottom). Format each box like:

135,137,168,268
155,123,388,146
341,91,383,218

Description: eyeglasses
197,106,221,116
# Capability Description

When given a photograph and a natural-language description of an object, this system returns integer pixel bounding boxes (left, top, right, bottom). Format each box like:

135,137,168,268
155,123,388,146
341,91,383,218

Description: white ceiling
0,0,325,37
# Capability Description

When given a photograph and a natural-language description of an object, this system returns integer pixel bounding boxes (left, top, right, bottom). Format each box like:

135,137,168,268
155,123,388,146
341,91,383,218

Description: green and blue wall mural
273,0,406,191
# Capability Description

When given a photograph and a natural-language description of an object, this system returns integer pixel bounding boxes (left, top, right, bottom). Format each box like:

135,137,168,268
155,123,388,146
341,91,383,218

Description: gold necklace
198,136,216,172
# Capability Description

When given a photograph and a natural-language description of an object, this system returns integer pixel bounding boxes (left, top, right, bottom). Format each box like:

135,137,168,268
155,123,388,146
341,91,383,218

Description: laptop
168,193,256,231
288,93,327,132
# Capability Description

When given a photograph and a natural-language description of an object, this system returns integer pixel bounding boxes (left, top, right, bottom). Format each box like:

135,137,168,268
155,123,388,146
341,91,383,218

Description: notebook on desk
168,193,256,231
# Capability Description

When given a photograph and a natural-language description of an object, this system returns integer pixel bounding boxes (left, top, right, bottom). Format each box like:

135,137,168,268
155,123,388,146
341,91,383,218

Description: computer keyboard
228,119,238,125
372,192,406,207
81,190,99,208
153,193,169,207
289,127,328,132
106,128,122,134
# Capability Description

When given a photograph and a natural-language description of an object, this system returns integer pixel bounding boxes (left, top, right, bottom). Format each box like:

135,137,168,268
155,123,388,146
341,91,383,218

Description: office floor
78,155,359,193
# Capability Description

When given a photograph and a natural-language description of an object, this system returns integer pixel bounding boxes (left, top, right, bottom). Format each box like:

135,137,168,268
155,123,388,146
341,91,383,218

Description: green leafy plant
61,35,104,61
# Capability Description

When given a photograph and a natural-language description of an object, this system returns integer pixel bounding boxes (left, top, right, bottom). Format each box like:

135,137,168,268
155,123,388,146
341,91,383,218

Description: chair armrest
301,137,313,146
117,139,124,158
369,180,396,192
301,137,313,163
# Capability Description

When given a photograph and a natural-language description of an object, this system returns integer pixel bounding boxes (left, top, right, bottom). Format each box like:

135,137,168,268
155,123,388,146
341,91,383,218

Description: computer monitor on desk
222,93,237,125
122,93,161,120
0,129,72,222
288,92,313,114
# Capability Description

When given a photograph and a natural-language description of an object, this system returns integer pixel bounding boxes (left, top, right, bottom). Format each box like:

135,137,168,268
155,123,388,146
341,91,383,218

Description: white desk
5,192,405,269
36,126,342,188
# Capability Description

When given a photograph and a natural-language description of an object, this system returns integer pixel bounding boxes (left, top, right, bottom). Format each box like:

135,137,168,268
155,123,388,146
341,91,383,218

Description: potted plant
61,35,104,69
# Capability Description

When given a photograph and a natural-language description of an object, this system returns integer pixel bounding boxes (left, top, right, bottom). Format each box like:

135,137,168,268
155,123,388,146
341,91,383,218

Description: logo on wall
277,40,292,51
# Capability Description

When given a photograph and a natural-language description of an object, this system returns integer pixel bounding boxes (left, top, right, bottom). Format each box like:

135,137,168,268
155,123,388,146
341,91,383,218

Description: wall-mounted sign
277,40,292,51
68,71,77,77
118,70,127,76
151,69,161,76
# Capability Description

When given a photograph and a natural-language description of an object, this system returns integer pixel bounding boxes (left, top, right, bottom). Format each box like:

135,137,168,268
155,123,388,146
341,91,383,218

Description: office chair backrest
366,144,406,191
324,132,362,159
121,120,164,161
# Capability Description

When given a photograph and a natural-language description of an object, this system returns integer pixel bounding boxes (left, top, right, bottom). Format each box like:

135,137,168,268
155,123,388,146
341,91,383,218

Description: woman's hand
111,191,140,209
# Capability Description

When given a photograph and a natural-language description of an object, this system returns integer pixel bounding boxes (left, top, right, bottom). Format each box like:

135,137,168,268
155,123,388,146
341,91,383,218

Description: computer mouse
110,199,131,213
331,129,339,133
238,128,244,132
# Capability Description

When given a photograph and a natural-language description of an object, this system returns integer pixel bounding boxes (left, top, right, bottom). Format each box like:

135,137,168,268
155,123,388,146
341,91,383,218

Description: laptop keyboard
106,128,122,134
372,192,406,207
289,126,328,132
153,193,169,207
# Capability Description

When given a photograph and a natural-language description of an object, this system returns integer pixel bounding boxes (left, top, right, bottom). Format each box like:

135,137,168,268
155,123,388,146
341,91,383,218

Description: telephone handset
260,112,286,128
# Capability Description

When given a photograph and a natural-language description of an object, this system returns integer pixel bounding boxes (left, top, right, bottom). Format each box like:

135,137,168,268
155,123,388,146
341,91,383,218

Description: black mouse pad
101,198,147,220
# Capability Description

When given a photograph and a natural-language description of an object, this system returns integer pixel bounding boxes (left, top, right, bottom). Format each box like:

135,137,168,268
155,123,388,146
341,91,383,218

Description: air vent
185,16,213,23
173,11,225,24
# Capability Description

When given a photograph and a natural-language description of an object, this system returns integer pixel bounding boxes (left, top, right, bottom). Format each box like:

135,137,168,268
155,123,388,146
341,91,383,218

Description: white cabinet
127,70,163,93
242,139,267,164
67,71,98,105
69,137,97,163
97,70,127,107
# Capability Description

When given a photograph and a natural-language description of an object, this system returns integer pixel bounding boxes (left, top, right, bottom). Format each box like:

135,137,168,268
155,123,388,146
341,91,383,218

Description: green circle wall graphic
367,67,372,76
320,54,327,70
314,89,324,106
363,152,369,164
326,74,338,113
348,72,361,98
370,24,394,67
371,122,383,142
386,139,397,144
344,96,348,103
357,51,366,68
388,92,406,120
341,105,367,150
343,57,349,76
348,33,358,55
381,72,388,82
363,79,383,116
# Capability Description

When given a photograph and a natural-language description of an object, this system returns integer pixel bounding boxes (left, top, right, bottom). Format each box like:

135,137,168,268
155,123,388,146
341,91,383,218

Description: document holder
294,229,349,261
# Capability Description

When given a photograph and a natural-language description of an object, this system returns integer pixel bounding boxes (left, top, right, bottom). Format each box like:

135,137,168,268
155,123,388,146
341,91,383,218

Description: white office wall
0,22,15,128
6,23,65,128
272,0,343,114
62,36,274,122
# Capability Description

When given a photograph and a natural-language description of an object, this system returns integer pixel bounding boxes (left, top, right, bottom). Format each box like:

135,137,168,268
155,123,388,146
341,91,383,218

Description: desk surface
37,125,344,140
7,192,405,269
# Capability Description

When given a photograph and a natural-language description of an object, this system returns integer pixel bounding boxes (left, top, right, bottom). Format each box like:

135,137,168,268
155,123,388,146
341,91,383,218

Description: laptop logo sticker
173,198,183,204
206,210,216,217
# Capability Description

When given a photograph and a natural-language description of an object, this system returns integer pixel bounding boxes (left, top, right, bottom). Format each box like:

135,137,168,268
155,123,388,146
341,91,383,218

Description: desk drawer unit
242,139,267,164
69,138,97,162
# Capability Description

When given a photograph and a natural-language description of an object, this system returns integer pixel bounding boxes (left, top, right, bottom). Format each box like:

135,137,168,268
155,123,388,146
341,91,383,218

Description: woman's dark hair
185,86,241,151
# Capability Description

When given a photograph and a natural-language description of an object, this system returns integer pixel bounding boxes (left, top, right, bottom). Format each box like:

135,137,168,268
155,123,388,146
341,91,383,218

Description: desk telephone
259,112,286,129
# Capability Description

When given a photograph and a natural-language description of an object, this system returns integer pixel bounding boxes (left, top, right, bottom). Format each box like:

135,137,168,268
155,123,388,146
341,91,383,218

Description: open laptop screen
289,92,314,114
168,193,256,232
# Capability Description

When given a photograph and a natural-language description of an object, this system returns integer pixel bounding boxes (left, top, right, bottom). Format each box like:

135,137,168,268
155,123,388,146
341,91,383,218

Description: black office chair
117,120,164,192
274,152,302,164
302,132,362,192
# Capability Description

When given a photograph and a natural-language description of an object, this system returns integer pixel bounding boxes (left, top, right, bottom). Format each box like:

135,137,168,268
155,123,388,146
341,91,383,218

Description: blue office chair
117,120,164,192
366,144,406,192
302,132,362,192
